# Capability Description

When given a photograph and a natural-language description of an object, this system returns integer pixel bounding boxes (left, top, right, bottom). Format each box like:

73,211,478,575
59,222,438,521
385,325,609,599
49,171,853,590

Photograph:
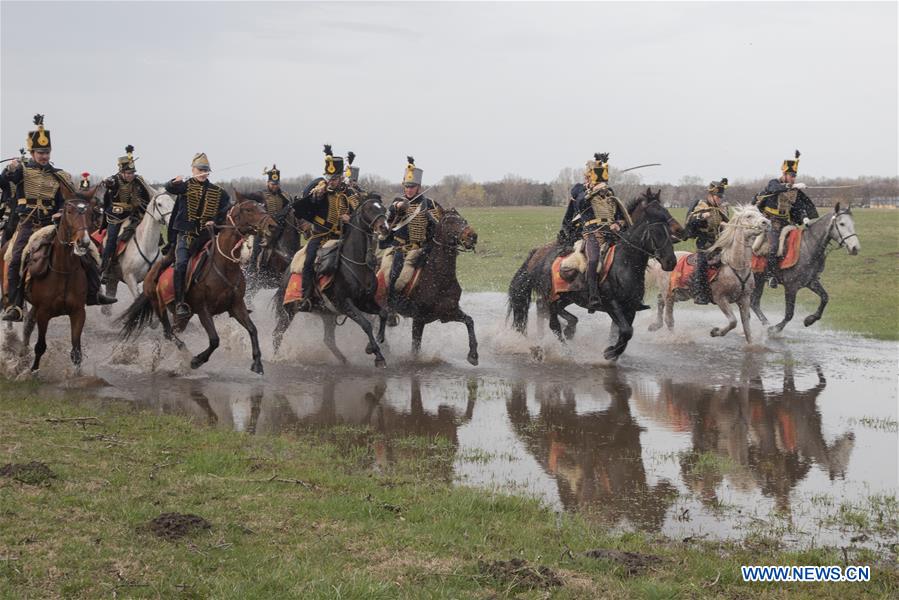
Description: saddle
669,253,719,291
90,225,131,258
751,227,803,273
374,246,425,307
282,240,339,305
155,242,211,307
550,241,616,301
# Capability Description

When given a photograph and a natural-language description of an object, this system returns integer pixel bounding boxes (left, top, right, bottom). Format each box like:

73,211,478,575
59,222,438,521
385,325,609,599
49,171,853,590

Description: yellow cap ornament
782,150,800,175
708,177,728,197
345,151,360,182
323,145,344,178
191,152,211,172
27,114,51,152
403,156,423,187
587,153,610,185
264,164,281,184
117,144,137,172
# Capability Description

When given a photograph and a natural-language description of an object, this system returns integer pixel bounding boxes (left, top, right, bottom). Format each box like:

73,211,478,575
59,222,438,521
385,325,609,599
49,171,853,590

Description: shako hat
191,152,211,171
27,114,51,152
403,156,423,187
587,152,610,184
264,164,281,184
707,177,728,196
117,145,137,172
345,151,360,182
782,150,800,175
323,145,344,178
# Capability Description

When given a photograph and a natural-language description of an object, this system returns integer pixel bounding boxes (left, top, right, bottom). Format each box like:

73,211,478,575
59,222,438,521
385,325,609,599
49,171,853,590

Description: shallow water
3,290,897,553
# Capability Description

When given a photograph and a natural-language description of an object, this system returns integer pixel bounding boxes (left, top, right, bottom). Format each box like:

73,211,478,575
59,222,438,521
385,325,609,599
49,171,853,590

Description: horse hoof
365,343,375,355
563,327,576,340
467,352,479,366
803,316,818,327
768,325,783,335
251,362,264,375
602,347,619,361
387,315,399,327
375,358,387,368
710,328,720,337
190,357,203,369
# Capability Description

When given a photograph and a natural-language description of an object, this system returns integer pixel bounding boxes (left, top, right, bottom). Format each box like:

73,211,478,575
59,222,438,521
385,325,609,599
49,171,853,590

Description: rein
608,220,670,262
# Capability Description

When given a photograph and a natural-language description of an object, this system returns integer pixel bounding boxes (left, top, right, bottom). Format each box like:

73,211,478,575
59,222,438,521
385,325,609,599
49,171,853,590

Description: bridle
215,199,275,263
431,212,475,253
56,200,92,250
829,210,858,249
339,197,388,267
609,220,671,263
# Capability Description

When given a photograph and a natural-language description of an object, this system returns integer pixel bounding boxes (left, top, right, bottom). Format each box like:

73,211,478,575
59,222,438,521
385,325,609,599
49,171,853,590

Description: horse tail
117,293,155,340
507,249,537,335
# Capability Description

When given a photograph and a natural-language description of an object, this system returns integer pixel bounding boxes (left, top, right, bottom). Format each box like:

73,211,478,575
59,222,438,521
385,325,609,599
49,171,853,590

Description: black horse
508,188,680,361
246,211,302,298
272,196,391,367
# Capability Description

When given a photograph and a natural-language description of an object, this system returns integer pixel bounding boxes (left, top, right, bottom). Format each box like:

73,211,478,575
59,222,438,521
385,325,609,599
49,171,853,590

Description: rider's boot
83,256,117,306
174,268,190,318
296,271,314,312
586,273,602,311
2,286,24,322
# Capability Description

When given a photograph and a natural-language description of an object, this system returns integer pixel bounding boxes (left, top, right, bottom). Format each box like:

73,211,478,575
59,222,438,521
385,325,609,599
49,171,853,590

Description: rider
345,151,364,195
382,156,441,306
99,145,153,283
0,115,115,322
557,169,590,250
685,178,730,305
163,152,231,318
753,150,818,288
245,164,292,273
289,145,360,311
576,153,631,311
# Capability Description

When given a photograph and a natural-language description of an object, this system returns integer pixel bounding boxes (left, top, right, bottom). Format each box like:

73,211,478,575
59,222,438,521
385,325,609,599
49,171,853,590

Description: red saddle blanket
751,228,802,273
156,246,208,307
374,267,423,307
283,273,335,306
90,230,127,257
551,245,615,301
669,253,719,291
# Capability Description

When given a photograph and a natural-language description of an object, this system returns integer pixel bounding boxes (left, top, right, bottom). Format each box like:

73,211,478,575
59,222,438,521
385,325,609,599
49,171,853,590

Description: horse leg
190,307,219,369
535,298,546,337
648,292,664,332
69,307,86,368
342,299,386,368
101,279,118,316
159,306,185,350
322,315,348,365
31,312,49,372
124,271,140,300
230,298,264,375
803,279,828,327
750,273,769,325
738,295,753,344
411,317,425,357
548,305,565,343
376,309,389,344
272,308,293,354
558,307,578,340
603,302,634,361
769,286,797,334
445,307,478,366
711,298,737,338
21,307,36,354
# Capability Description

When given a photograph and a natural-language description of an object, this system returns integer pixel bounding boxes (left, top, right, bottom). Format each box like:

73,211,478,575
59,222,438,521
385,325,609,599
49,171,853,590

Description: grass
456,206,899,340
3,381,897,599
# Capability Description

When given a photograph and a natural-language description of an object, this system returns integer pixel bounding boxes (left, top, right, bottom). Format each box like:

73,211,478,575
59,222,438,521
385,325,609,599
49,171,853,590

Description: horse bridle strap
829,212,857,248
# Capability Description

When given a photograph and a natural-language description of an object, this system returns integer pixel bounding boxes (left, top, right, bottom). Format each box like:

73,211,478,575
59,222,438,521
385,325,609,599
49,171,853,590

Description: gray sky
2,1,896,185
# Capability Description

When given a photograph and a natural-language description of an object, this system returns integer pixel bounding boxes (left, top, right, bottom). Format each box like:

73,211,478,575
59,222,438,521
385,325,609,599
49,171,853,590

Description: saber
0,148,27,164
180,160,255,179
620,163,662,173
389,186,434,232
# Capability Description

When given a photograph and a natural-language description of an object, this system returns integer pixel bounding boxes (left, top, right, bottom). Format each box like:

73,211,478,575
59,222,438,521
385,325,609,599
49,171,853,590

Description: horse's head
149,189,176,226
60,199,94,256
353,194,389,238
630,190,677,271
437,208,478,251
732,205,771,238
229,195,274,237
631,187,684,241
831,203,860,255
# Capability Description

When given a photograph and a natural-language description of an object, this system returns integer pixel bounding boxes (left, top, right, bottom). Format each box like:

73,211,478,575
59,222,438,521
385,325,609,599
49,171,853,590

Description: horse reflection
506,370,676,532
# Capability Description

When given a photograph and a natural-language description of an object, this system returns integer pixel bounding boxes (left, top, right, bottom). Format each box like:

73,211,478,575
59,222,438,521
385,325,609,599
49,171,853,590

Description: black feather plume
407,156,415,165
33,114,44,126
721,177,728,185
324,144,333,156
596,153,609,163
125,144,134,154
795,149,801,159
347,151,355,165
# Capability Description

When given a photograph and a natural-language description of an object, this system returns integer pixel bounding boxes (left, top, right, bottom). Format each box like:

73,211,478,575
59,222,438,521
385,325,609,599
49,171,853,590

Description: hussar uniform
246,164,292,272
344,151,364,195
163,153,231,317
100,145,153,280
381,157,440,305
575,153,631,310
753,150,818,287
558,182,586,249
289,145,361,309
685,179,730,304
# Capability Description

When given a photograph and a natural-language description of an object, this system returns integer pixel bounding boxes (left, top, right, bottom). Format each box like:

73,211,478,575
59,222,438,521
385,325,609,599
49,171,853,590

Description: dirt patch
1,461,56,485
582,548,662,575
139,513,211,541
478,558,562,590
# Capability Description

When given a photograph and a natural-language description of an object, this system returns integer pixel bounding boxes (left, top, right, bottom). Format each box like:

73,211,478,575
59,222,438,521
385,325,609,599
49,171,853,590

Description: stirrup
175,302,191,317
768,277,779,289
1,305,24,322
296,298,313,312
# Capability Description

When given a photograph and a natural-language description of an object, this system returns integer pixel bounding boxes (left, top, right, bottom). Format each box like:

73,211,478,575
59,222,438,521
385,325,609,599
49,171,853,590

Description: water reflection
506,369,677,531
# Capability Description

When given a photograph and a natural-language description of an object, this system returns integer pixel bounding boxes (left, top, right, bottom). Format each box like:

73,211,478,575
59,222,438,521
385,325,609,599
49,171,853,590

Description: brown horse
14,188,103,371
119,195,274,373
375,208,480,365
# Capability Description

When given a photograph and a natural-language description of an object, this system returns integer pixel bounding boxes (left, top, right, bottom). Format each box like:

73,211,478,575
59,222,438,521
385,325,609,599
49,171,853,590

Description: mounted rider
163,152,231,318
290,145,361,311
557,169,591,250
245,164,292,273
684,178,730,304
344,151,364,195
99,145,154,283
753,150,818,287
575,153,631,311
0,115,115,322
381,156,441,306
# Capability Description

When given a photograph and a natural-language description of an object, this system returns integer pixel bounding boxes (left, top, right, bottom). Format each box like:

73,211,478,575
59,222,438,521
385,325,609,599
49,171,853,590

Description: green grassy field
2,383,897,599
457,207,899,340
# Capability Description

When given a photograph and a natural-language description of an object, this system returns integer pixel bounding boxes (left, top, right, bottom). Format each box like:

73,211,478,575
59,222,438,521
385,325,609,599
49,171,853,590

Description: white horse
101,188,175,314
646,205,770,343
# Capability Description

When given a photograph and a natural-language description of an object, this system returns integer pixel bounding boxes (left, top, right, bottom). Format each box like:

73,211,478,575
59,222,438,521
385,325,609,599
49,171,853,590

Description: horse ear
834,202,841,213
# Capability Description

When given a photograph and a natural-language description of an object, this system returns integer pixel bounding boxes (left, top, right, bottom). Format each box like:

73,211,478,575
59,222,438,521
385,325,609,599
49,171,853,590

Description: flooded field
3,291,897,555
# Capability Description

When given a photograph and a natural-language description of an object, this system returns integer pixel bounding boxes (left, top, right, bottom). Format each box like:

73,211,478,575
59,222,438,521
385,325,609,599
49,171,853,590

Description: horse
375,208,480,365
646,205,770,342
17,187,103,371
508,189,680,360
750,203,859,333
118,195,275,373
100,188,175,314
245,212,302,299
272,195,391,367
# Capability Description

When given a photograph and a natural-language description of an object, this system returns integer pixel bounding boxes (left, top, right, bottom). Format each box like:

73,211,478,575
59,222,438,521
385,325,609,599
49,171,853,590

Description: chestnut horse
118,195,274,373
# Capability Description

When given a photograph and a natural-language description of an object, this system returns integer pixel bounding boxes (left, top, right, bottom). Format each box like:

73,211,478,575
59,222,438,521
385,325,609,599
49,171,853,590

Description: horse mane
625,188,659,213
707,205,764,264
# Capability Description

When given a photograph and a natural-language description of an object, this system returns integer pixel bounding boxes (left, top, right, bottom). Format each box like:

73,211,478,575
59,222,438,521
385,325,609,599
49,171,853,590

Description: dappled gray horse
751,203,859,333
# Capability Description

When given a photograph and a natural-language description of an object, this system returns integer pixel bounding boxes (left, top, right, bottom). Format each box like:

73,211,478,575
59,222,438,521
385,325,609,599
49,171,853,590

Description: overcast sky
2,1,896,185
